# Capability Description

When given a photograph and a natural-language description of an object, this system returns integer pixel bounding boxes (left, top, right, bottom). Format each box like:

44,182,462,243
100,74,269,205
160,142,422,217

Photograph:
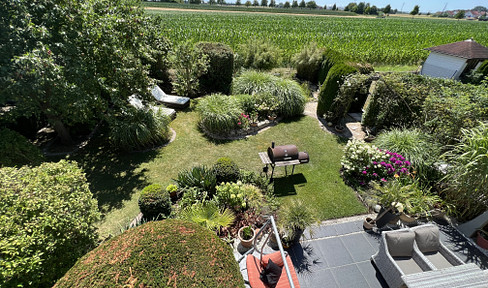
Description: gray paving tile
341,233,376,262
363,231,381,250
305,224,338,239
318,237,354,268
290,241,328,274
303,268,339,288
357,261,388,288
334,220,363,235
331,264,370,288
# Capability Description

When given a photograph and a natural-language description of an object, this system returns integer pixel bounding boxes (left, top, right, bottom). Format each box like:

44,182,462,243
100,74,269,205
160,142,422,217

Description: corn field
148,10,488,65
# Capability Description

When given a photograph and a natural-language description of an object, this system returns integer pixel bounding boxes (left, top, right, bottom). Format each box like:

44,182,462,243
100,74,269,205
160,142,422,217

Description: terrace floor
237,215,488,288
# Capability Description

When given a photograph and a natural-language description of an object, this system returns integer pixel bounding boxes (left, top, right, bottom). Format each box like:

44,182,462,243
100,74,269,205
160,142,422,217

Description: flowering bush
237,113,250,130
341,139,411,185
214,181,263,211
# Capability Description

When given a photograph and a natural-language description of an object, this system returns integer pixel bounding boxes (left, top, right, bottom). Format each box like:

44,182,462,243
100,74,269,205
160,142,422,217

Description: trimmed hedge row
54,220,245,288
0,128,44,167
197,42,234,95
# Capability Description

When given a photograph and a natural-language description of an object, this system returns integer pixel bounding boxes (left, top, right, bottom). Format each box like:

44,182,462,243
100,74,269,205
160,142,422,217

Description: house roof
426,39,488,60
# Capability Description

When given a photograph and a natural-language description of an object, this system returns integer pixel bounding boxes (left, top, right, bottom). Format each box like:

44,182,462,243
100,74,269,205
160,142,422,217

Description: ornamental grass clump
197,94,242,134
341,139,411,186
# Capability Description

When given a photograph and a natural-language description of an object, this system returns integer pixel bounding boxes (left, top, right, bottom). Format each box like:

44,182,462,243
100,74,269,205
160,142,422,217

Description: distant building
420,39,488,80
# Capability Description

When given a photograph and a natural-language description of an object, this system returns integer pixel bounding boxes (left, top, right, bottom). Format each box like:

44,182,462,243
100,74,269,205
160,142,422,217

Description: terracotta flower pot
476,231,488,250
238,226,255,249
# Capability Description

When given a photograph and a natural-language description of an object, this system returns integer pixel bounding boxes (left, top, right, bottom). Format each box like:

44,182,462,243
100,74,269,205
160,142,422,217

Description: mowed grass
76,109,366,239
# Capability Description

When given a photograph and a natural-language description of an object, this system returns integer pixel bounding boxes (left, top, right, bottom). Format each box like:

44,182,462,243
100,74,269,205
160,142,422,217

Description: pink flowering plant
237,113,250,130
341,139,411,186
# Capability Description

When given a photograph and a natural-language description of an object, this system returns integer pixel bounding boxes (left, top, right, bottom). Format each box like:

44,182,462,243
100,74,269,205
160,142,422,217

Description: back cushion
385,230,415,257
414,225,440,253
261,251,285,268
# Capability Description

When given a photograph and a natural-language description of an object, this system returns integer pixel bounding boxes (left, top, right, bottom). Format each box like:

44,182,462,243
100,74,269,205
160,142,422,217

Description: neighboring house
420,39,488,80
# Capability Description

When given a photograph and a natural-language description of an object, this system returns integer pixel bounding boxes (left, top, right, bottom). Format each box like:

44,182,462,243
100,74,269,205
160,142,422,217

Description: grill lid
267,145,299,163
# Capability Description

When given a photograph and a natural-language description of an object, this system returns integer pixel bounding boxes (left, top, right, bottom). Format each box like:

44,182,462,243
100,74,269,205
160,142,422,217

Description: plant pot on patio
476,230,488,250
238,226,255,249
375,207,400,228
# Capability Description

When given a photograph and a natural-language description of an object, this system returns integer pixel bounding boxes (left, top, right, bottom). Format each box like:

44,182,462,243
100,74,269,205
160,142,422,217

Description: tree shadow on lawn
273,173,307,197
69,130,158,218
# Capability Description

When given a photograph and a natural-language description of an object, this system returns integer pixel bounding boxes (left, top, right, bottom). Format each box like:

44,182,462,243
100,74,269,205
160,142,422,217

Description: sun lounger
129,94,176,119
151,86,190,109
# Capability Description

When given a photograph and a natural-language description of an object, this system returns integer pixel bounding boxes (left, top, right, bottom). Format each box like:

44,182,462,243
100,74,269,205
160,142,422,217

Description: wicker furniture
371,228,435,288
402,263,488,288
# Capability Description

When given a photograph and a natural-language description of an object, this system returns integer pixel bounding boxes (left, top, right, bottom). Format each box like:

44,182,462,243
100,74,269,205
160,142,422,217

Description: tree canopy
0,0,168,144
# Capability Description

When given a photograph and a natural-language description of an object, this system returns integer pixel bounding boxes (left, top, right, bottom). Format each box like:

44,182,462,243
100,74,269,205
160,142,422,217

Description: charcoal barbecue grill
259,144,309,181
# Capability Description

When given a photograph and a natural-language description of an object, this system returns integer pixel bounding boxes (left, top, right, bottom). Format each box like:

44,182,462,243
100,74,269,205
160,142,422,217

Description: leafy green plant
213,157,240,183
179,187,209,209
442,122,488,220
374,128,441,185
178,202,235,231
166,184,178,194
317,62,358,118
170,40,209,97
174,165,217,196
241,225,254,240
197,94,242,134
232,71,306,118
0,160,100,288
292,42,325,83
214,181,263,211
54,220,244,288
196,42,234,94
278,199,316,240
0,128,44,167
108,108,170,151
138,184,172,220
236,38,282,70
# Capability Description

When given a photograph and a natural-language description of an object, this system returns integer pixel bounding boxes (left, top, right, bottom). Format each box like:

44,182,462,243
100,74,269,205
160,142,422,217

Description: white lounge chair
128,94,176,119
151,86,190,109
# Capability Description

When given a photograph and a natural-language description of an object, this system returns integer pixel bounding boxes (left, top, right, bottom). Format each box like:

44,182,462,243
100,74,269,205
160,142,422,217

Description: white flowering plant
214,181,263,211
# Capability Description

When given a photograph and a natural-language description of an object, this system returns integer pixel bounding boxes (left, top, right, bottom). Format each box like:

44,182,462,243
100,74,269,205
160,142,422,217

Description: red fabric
261,251,284,268
247,253,301,288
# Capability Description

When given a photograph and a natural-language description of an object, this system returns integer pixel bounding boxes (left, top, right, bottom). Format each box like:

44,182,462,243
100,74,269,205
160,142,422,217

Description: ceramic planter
238,226,255,248
476,231,488,250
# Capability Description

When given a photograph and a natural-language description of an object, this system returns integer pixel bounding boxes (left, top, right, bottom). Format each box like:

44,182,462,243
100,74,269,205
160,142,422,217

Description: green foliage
422,84,488,144
1,0,158,144
477,60,488,78
54,220,244,288
317,63,358,118
179,187,209,209
170,40,209,97
241,226,254,240
292,42,325,82
232,71,306,118
236,39,282,70
317,49,346,84
196,94,242,134
213,157,240,183
278,199,316,236
138,184,172,220
108,108,170,151
174,165,217,196
196,42,234,95
178,202,235,231
214,181,263,211
374,128,441,185
442,123,488,220
0,160,100,288
0,128,44,167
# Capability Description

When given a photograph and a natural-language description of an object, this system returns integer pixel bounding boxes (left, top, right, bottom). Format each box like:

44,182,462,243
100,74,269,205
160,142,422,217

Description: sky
320,1,485,13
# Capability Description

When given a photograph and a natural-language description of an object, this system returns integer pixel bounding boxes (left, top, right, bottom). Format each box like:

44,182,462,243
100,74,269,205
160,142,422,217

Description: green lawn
75,109,366,239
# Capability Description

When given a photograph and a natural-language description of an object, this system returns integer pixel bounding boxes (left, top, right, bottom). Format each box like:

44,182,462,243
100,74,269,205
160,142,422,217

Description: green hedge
213,157,240,183
54,220,245,288
197,42,234,95
317,63,358,118
0,160,100,288
0,128,44,167
317,49,346,84
138,184,172,220
197,94,242,134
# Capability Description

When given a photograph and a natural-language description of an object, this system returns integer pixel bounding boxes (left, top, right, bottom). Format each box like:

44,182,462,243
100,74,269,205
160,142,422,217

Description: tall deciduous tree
269,0,276,7
261,0,268,6
410,5,419,15
332,3,336,10
299,0,306,8
383,4,391,14
306,1,317,9
284,1,290,8
292,0,298,8
454,10,465,19
0,0,163,145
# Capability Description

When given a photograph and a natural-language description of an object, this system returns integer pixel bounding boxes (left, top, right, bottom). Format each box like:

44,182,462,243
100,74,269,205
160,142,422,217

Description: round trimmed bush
0,128,44,167
138,184,172,220
54,220,245,288
0,160,100,288
213,157,240,183
317,63,358,119
196,42,234,95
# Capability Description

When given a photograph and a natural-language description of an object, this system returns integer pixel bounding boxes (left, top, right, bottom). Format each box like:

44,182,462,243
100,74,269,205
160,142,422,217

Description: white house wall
421,52,467,80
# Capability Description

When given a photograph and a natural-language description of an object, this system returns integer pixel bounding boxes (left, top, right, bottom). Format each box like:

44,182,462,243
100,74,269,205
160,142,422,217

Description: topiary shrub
317,49,346,84
0,128,44,167
232,71,306,118
0,160,100,288
317,63,358,118
138,184,172,220
196,42,234,95
54,220,245,288
236,38,282,70
292,42,325,83
108,108,170,151
197,94,242,134
213,157,240,183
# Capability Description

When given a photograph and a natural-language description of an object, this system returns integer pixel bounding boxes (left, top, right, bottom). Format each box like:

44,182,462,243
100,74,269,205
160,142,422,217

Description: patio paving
286,215,488,288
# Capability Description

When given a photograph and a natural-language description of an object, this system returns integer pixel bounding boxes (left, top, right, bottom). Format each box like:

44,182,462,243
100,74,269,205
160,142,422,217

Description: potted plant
277,200,317,246
166,184,178,200
238,225,255,248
